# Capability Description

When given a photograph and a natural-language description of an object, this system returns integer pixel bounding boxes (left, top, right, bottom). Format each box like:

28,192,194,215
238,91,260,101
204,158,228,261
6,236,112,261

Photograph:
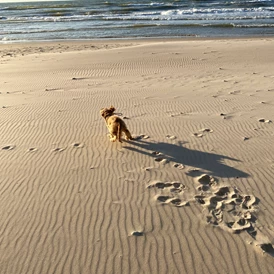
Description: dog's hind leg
110,135,117,142
124,128,133,140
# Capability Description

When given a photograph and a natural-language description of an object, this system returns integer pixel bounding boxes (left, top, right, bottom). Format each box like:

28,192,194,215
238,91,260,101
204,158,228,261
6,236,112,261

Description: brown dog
100,106,133,142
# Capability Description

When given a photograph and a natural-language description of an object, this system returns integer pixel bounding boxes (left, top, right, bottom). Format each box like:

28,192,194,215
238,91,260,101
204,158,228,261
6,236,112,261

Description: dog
100,106,133,142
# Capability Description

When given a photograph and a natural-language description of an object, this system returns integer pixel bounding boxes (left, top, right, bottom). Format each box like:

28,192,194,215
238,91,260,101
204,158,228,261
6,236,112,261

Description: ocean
1,0,274,42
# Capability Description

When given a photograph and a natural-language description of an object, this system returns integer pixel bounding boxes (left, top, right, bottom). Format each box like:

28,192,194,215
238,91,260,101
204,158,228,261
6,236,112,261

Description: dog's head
100,106,116,119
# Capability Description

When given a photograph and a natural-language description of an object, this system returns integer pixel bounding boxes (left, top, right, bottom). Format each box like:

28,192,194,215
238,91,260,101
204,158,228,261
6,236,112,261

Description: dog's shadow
124,139,249,178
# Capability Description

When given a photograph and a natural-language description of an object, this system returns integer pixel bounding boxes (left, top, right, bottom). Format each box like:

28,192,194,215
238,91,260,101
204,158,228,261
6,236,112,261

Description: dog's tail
118,123,122,142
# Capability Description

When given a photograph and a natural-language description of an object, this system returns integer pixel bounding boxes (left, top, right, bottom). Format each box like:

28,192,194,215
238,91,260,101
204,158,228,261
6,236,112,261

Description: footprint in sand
52,147,66,152
72,77,86,80
147,181,173,189
2,145,15,150
220,113,232,120
28,147,38,152
154,156,169,164
194,195,206,205
151,152,169,164
199,128,214,133
156,195,170,203
193,133,203,138
229,90,241,95
173,163,185,170
193,128,213,138
148,181,186,192
143,166,154,171
258,118,272,123
135,134,149,140
169,198,185,206
151,151,162,156
155,195,189,207
170,182,186,194
187,168,200,173
166,135,176,140
72,142,84,148
195,174,218,191
169,197,189,207
197,174,214,184
148,181,188,206
131,231,144,236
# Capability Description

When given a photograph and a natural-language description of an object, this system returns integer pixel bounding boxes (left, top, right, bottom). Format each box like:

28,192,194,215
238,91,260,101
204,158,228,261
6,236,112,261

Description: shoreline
1,35,274,44
1,36,273,57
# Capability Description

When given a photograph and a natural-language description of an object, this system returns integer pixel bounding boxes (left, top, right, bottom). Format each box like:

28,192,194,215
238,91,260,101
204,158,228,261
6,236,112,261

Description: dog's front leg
108,132,117,142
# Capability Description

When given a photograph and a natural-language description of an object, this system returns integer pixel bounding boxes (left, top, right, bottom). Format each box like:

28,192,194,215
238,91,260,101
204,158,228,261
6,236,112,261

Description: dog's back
106,116,125,142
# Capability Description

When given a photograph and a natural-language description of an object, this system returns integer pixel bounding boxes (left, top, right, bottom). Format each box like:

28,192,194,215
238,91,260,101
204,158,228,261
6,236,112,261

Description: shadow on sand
124,139,249,179
124,140,274,256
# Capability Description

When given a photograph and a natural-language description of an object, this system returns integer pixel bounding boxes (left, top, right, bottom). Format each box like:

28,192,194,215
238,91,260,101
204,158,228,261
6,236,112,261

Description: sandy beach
1,38,274,274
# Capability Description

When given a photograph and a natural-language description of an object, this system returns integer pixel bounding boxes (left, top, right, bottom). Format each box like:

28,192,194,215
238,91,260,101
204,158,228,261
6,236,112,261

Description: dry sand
1,38,274,274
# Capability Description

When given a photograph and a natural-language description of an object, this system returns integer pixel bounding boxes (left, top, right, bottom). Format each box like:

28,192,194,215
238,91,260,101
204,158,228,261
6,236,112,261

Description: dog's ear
100,108,106,116
109,106,116,113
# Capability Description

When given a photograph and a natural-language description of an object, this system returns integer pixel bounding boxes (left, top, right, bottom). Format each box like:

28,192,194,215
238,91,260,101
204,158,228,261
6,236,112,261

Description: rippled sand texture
1,39,274,274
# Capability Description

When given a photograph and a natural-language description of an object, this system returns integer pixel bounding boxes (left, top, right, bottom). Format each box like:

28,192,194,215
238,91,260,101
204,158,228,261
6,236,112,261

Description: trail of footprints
193,174,257,233
146,132,272,253
147,173,274,254
1,142,84,152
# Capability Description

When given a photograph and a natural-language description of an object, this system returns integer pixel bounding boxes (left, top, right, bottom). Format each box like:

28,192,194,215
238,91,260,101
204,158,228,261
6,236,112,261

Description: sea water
1,0,274,42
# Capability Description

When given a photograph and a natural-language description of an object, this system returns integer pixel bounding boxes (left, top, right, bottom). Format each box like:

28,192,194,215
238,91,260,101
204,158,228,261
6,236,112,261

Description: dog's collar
104,114,113,120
